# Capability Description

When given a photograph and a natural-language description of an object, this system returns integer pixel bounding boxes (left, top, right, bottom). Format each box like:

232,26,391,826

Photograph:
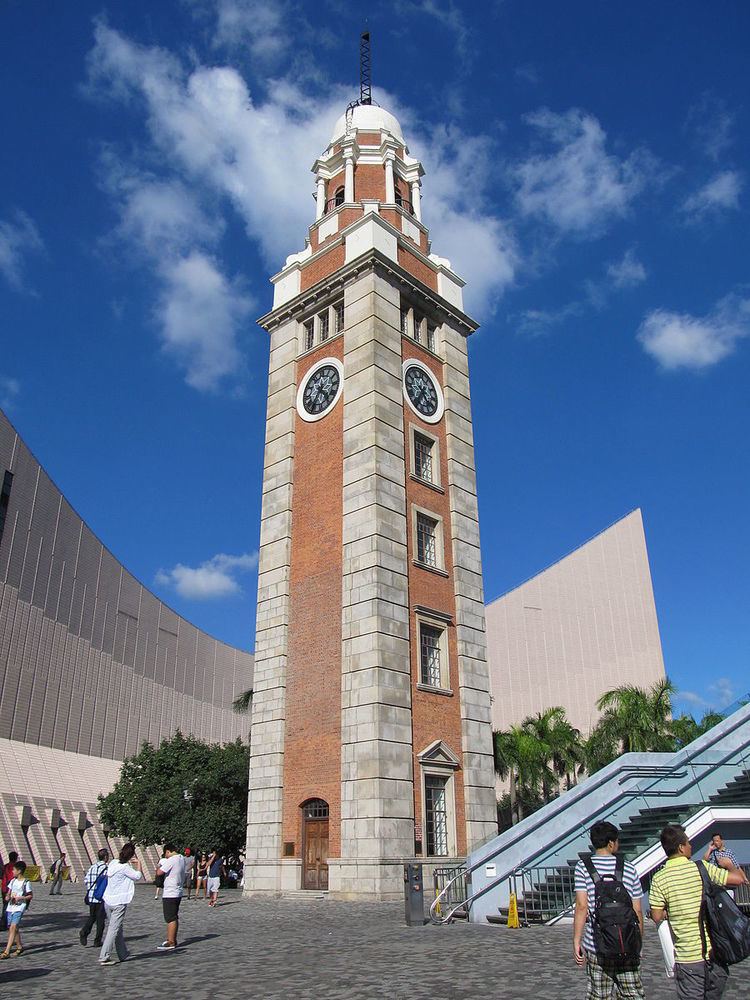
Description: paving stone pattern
1,887,749,999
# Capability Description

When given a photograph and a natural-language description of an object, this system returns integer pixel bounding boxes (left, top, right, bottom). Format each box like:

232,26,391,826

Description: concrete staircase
491,770,750,925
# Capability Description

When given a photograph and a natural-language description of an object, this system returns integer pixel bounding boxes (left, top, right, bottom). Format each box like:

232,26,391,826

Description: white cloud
0,377,20,411
86,22,518,318
513,108,655,236
637,292,750,371
682,170,743,221
686,93,735,162
0,211,43,290
157,252,252,390
709,677,736,708
606,248,646,288
155,550,258,600
211,0,288,61
97,156,247,390
395,0,471,63
677,690,708,708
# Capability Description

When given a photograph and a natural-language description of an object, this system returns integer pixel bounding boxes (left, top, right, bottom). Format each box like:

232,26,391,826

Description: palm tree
493,723,555,823
580,722,619,775
232,688,254,714
595,678,676,754
672,710,725,748
522,707,583,795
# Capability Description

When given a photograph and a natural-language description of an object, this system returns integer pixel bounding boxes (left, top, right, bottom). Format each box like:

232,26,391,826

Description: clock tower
244,98,498,899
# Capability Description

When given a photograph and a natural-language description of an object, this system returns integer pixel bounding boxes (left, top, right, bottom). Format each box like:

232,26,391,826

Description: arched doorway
301,799,329,890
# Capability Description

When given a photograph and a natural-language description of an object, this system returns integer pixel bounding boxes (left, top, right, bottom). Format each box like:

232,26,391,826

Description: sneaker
99,958,117,966
156,944,176,951
79,930,88,946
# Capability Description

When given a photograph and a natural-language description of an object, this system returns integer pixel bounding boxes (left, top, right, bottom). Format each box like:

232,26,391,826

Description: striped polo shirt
649,857,729,963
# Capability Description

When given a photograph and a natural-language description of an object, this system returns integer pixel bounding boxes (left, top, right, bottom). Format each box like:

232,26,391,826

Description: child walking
1,860,32,958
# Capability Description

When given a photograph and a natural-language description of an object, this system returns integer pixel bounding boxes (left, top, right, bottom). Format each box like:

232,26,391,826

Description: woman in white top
99,843,143,966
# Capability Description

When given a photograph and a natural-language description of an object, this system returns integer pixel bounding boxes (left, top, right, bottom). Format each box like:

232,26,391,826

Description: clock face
404,364,439,418
301,363,341,418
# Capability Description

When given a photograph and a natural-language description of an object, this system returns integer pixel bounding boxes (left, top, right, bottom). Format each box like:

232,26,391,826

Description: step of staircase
281,890,329,901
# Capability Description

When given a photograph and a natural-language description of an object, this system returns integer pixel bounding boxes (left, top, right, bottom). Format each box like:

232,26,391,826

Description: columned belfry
244,96,497,899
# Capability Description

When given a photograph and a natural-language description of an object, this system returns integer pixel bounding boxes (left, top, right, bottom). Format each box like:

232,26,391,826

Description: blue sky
1,0,748,717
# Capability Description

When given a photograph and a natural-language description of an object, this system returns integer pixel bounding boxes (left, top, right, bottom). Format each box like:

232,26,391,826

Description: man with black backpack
80,849,109,948
650,824,748,999
573,821,645,998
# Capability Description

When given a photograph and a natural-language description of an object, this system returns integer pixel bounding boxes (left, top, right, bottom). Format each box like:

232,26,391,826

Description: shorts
207,877,220,894
162,896,182,923
7,910,24,926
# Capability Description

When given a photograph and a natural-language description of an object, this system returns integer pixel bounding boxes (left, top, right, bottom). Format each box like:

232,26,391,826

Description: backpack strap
582,854,601,884
614,854,625,881
695,862,710,966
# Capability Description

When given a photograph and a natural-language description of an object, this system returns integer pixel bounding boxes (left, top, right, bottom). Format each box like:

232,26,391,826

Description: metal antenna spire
359,30,372,106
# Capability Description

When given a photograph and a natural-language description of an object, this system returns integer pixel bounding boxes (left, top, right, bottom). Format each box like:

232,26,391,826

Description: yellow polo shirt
649,857,729,963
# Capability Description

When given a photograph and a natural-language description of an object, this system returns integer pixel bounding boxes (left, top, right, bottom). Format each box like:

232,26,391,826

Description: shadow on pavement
0,967,51,983
26,942,73,955
180,933,220,946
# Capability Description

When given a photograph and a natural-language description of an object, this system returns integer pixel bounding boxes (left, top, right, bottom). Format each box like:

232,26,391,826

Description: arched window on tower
334,186,345,207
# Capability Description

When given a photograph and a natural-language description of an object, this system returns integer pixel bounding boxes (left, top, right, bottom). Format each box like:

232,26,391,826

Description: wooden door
302,801,329,890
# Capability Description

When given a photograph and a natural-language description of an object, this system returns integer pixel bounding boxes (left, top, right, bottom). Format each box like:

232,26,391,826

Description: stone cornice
258,246,478,336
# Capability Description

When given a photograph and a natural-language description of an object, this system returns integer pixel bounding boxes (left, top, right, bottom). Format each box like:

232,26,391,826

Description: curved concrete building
0,408,253,878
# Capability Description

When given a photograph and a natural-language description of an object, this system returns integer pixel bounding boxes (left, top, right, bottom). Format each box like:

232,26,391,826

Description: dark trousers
81,901,106,944
675,961,729,1000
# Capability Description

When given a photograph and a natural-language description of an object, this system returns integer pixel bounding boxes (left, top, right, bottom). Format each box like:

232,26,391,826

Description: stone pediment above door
417,740,460,770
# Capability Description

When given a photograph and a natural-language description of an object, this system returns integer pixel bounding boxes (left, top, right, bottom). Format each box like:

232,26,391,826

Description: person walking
1,860,33,959
183,848,195,900
49,850,67,895
1,851,18,932
206,851,224,907
195,853,208,901
154,844,186,951
573,820,645,999
80,849,109,948
99,843,143,967
650,824,748,999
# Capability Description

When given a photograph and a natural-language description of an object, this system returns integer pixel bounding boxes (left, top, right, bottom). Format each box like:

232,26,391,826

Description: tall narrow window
334,186,345,207
400,307,410,337
425,775,450,856
318,310,329,342
420,624,443,687
414,433,435,483
334,300,345,334
413,313,424,343
0,470,13,548
304,319,315,351
416,512,438,566
426,324,436,352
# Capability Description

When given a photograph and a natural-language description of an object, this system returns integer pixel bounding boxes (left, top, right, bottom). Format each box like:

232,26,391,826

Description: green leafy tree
523,707,584,794
595,678,677,754
493,723,555,824
98,732,250,856
671,710,725,748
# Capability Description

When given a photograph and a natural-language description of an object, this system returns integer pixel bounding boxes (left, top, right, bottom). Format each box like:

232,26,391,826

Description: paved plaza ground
1,886,749,999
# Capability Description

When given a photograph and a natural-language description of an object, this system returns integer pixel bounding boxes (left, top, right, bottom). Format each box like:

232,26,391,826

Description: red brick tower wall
282,337,345,860
402,340,467,857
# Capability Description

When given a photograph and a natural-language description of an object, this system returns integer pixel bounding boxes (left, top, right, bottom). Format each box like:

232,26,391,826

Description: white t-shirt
6,877,31,914
103,860,142,906
159,854,186,899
